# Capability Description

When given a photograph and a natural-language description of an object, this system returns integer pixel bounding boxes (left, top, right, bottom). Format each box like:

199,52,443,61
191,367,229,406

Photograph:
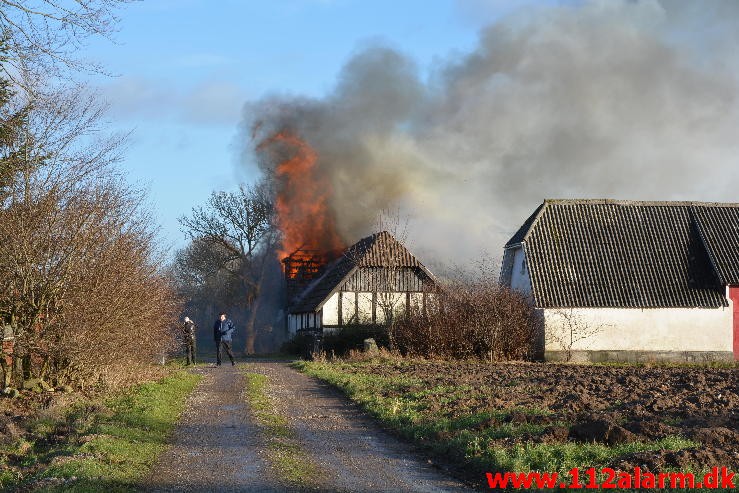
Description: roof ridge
544,199,739,207
288,230,436,313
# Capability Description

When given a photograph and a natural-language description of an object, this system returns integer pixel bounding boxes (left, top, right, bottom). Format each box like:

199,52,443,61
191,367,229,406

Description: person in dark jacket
182,316,197,365
213,312,236,366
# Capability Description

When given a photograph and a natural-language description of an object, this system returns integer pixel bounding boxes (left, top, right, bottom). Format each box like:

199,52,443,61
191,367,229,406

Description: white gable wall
509,246,533,296
323,294,339,325
357,293,374,323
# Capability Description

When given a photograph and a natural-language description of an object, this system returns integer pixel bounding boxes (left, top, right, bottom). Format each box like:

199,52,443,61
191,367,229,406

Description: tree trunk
244,249,273,355
244,295,260,355
243,275,264,355
0,356,10,388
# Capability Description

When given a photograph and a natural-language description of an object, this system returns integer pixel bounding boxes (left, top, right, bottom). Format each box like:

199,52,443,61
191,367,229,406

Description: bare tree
179,183,276,354
0,2,178,390
0,72,177,390
371,209,410,349
544,309,609,362
0,0,130,84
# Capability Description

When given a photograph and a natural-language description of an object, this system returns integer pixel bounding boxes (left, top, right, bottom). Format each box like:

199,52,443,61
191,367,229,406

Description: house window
521,257,527,275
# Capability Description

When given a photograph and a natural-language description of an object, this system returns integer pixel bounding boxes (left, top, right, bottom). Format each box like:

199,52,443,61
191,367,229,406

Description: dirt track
145,361,470,492
144,365,282,493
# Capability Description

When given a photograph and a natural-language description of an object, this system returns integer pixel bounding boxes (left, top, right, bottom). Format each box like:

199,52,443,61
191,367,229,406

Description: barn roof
504,200,739,308
288,231,433,313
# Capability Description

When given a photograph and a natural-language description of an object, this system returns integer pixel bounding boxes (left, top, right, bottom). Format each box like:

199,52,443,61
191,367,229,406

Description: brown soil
338,361,739,472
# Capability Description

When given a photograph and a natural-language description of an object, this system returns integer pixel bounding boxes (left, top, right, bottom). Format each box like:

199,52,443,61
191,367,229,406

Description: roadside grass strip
294,361,701,484
0,370,201,492
243,371,324,489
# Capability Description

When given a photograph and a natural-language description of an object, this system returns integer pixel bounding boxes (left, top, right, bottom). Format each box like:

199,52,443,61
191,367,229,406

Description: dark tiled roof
692,206,739,285
289,231,431,313
506,203,544,246
506,200,738,308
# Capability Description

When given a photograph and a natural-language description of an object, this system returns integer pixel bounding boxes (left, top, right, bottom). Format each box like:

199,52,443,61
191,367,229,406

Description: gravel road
144,361,472,492
144,365,283,493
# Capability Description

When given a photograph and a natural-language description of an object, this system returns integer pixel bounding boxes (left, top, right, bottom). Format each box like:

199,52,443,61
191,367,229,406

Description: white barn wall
291,290,434,334
341,292,356,323
358,293,373,323
375,293,406,323
410,292,424,312
505,257,734,361
323,294,339,325
543,307,733,353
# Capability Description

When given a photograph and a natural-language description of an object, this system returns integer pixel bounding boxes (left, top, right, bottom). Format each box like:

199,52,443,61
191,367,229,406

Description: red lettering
569,467,583,488
485,467,735,490
641,472,656,488
485,471,558,489
585,467,597,488
721,467,736,488
616,471,632,489
602,468,617,488
669,472,694,488
704,467,719,488
658,472,669,488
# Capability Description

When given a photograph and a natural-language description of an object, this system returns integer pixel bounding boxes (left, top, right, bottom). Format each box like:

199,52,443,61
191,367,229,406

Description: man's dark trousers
185,337,196,365
216,340,235,366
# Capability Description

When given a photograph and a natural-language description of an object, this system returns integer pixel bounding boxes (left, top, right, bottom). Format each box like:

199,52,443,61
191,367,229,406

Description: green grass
294,361,702,483
0,370,201,492
243,372,323,489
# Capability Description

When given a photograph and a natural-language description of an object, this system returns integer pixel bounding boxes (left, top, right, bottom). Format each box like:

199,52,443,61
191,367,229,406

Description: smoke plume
240,0,739,272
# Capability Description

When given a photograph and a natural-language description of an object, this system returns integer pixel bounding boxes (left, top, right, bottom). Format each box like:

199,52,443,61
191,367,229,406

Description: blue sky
83,0,532,253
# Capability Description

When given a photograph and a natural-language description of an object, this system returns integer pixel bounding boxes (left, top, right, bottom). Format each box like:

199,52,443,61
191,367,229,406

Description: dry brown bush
0,180,180,389
0,81,179,390
392,279,539,361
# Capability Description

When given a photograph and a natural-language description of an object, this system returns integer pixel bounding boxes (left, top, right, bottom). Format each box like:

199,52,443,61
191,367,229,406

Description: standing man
213,312,236,366
182,316,197,365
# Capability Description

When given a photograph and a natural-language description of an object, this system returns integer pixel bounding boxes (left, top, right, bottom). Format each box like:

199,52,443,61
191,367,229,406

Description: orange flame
257,131,345,262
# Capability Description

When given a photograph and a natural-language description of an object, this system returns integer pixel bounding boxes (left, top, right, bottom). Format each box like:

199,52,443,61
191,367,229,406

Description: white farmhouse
285,231,436,335
501,200,739,362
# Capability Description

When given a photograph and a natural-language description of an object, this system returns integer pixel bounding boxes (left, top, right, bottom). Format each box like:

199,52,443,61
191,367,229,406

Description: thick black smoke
240,0,739,272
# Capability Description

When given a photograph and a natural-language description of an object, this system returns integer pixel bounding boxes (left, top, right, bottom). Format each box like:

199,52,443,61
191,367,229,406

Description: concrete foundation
545,350,735,363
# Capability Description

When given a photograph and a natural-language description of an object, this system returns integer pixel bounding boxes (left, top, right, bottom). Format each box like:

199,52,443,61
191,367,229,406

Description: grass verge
294,360,703,490
243,371,323,489
0,369,201,492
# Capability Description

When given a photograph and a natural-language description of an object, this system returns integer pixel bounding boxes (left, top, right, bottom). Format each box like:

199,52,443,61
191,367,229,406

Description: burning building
284,231,436,335
254,130,436,335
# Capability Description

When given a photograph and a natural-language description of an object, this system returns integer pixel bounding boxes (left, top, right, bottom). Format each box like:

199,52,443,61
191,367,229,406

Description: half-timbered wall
287,266,436,335
341,267,434,292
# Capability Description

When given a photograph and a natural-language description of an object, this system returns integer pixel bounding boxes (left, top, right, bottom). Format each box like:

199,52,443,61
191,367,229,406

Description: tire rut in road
144,365,284,493
247,361,472,493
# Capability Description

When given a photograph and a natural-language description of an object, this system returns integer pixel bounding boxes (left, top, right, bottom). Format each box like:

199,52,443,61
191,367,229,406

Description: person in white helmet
182,316,197,365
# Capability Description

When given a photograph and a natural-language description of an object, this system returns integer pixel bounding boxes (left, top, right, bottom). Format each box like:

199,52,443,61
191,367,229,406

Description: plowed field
299,360,739,488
